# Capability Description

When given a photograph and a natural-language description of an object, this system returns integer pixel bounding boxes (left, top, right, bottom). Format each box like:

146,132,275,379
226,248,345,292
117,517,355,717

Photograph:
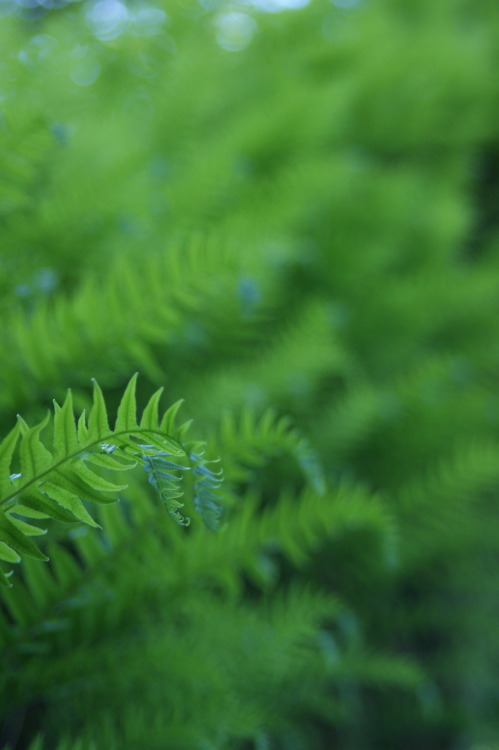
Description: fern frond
0,375,223,584
173,481,395,596
183,298,351,423
216,407,325,495
318,383,386,459
0,486,160,657
0,234,271,417
0,103,56,221
396,438,499,565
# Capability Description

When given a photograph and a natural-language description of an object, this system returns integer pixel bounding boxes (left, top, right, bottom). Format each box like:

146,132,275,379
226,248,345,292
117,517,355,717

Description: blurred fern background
0,0,498,747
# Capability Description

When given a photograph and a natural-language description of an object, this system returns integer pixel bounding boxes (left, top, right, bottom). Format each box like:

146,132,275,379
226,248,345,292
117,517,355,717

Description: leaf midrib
1,428,185,510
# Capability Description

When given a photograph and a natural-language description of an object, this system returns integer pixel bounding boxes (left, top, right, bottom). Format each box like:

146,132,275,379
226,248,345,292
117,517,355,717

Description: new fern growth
0,374,224,585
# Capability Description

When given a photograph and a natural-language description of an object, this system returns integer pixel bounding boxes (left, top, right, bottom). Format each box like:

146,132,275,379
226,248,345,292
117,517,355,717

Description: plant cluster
0,0,498,748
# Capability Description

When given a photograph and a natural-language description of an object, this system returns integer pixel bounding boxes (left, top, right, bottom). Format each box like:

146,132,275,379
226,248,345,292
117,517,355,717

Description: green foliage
0,0,498,748
0,375,224,585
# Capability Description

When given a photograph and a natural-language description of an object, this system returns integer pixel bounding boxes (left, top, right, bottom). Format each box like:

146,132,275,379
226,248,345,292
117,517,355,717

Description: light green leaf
84,452,138,471
53,390,79,459
7,512,47,536
17,492,81,524
0,422,21,498
176,420,193,442
18,413,52,479
73,462,128,493
115,372,139,432
7,514,47,537
0,541,21,563
77,410,89,443
50,467,118,506
0,513,48,561
40,482,100,527
160,399,184,434
140,386,164,431
88,379,110,438
10,504,49,520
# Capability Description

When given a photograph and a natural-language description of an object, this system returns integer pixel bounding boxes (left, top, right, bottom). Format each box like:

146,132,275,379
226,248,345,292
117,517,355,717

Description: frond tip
143,451,190,527
0,375,224,585
190,448,224,531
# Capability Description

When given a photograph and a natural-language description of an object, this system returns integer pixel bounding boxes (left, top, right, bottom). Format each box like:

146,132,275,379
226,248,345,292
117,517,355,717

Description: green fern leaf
0,513,48,562
16,492,83,524
139,387,164,430
7,515,47,537
114,372,139,432
39,482,100,527
18,413,52,477
88,379,111,437
0,375,224,585
0,541,21,563
0,423,21,498
159,399,185,434
53,391,79,459
77,410,90,444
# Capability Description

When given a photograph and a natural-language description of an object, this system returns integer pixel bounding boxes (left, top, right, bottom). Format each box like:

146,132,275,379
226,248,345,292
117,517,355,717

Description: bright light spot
18,34,58,66
37,0,74,8
29,34,58,56
86,0,129,41
215,12,257,52
237,276,261,317
50,122,71,145
331,0,363,7
14,284,30,298
70,47,101,86
0,0,15,16
244,383,266,408
131,6,168,36
71,62,101,86
35,268,58,293
128,50,158,78
246,0,309,12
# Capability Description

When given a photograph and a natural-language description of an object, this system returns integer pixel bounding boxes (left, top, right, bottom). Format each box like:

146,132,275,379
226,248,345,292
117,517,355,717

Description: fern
0,374,223,585
184,298,351,424
215,407,325,495
1,0,498,747
0,235,278,418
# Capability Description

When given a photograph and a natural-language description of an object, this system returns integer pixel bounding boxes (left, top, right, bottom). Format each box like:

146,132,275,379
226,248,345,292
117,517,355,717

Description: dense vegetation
1,0,498,747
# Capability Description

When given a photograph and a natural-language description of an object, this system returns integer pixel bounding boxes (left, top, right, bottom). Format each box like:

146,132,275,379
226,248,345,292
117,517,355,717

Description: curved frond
216,407,325,495
0,375,224,584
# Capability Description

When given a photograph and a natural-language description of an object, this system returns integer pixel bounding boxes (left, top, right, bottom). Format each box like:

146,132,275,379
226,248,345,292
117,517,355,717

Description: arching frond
215,407,325,495
0,374,223,584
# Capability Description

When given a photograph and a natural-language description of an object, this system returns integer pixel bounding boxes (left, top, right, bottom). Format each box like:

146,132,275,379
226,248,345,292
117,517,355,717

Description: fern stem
0,428,185,510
